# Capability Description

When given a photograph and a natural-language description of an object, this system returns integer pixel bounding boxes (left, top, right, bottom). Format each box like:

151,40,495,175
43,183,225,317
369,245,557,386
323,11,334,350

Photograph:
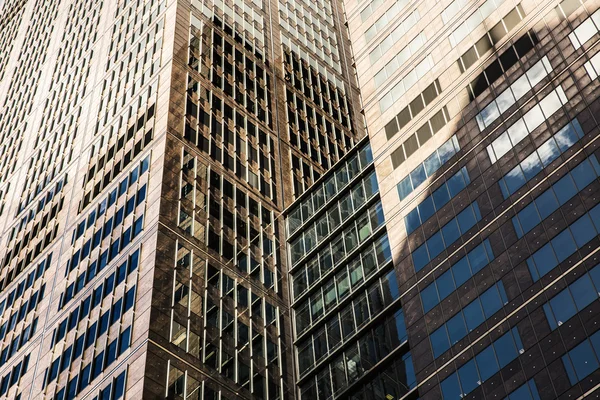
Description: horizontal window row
297,268,400,376
60,248,140,310
16,174,67,226
513,155,600,238
81,143,151,210
457,5,525,74
405,166,470,235
562,329,600,386
0,353,29,397
412,201,482,272
70,183,145,271
467,30,539,101
299,309,410,399
2,193,63,268
499,118,583,198
421,240,494,313
68,212,144,275
379,55,433,113
53,326,132,400
528,202,600,281
45,308,133,389
18,171,67,215
364,0,413,42
53,252,138,346
0,249,51,300
294,235,392,336
289,178,380,266
487,87,568,164
431,281,508,358
396,135,460,200
0,318,37,369
0,253,49,319
391,105,453,169
449,0,507,48
287,143,373,236
477,56,552,131
75,154,149,243
374,32,426,87
544,262,600,331
440,328,523,399
368,9,419,64
292,202,385,300
0,284,44,341
568,8,600,49
85,105,154,188
384,79,442,141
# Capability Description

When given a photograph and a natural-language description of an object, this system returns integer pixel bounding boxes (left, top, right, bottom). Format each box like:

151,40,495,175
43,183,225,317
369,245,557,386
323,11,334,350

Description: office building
332,0,600,398
0,0,361,398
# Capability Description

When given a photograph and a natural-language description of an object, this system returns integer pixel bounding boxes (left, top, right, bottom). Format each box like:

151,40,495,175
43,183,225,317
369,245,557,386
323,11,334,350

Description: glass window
475,346,499,381
494,331,518,368
458,360,479,394
440,373,462,399
463,300,485,331
564,340,599,384
431,327,450,357
570,275,597,310
447,313,467,344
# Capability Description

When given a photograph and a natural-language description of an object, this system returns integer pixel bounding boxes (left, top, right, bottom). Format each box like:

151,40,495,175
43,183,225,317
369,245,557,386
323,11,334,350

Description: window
568,9,600,49
487,86,567,163
528,203,600,281
412,202,481,272
478,57,552,132
396,136,460,200
513,155,600,237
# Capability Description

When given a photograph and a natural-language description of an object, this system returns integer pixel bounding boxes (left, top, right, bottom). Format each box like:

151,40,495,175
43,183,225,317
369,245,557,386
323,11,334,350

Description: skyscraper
4,0,600,399
0,0,361,398
328,0,600,398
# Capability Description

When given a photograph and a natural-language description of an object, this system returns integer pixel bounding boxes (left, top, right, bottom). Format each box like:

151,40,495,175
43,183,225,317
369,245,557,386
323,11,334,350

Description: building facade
333,0,600,398
0,0,362,398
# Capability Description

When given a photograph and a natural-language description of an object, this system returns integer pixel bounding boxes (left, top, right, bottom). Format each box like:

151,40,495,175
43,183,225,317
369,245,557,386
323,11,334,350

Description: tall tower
338,0,600,398
0,0,362,399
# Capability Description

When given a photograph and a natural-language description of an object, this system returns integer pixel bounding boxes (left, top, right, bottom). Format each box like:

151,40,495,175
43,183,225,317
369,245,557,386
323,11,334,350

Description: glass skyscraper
2,0,600,398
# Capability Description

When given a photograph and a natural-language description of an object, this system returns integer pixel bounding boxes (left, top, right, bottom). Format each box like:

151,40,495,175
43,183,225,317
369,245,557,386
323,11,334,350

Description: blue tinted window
480,284,503,318
546,290,576,330
419,196,436,223
494,330,518,368
463,301,485,331
563,340,599,384
411,164,427,188
397,177,412,201
572,159,598,189
554,175,577,204
440,373,461,399
452,257,472,285
475,346,498,381
442,219,460,246
433,185,451,208
553,230,577,263
571,214,596,247
431,327,450,357
424,153,442,175
447,314,467,344
421,284,439,313
458,360,479,394
437,270,455,300
570,275,596,310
